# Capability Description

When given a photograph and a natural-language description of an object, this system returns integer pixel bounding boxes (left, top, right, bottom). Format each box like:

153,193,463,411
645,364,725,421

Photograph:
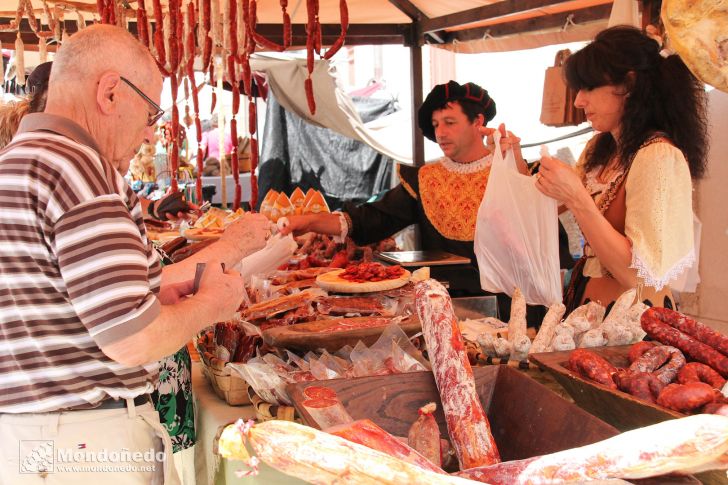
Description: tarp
257,90,396,210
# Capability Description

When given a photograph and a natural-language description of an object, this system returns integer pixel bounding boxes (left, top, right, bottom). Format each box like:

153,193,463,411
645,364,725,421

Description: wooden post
408,24,425,167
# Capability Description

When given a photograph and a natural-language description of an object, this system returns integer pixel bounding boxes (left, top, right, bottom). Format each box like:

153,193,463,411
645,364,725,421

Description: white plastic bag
474,132,562,306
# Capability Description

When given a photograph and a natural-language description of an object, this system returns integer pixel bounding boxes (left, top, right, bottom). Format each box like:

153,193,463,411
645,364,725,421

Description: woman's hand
535,155,591,209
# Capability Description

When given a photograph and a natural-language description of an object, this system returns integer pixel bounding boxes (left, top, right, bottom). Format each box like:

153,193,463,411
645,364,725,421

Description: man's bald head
48,24,159,100
44,24,163,172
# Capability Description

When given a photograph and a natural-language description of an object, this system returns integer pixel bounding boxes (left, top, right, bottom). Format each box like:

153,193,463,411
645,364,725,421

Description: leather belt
93,394,151,410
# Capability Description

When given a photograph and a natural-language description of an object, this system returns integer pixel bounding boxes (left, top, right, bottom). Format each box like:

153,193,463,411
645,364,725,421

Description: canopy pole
408,25,425,167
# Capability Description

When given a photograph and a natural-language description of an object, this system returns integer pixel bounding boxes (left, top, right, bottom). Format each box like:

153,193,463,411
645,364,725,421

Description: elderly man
0,25,268,484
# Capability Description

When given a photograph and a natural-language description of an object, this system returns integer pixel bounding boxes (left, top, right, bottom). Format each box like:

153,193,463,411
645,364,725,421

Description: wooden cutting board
261,315,422,352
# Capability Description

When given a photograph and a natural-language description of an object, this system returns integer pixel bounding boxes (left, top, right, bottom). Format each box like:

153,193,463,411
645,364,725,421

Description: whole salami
415,279,500,469
641,309,728,378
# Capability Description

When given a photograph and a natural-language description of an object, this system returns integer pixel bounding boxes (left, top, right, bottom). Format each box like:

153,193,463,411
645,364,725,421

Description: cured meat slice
328,419,445,474
415,279,500,469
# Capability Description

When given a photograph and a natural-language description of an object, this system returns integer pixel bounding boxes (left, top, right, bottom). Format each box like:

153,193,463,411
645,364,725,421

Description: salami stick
650,307,728,357
218,420,474,485
641,309,728,378
529,303,565,354
136,2,150,47
415,279,500,469
677,362,726,389
507,287,526,342
458,414,728,482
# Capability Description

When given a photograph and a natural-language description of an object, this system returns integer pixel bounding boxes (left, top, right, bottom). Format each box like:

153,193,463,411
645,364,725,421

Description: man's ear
97,72,121,115
474,113,485,128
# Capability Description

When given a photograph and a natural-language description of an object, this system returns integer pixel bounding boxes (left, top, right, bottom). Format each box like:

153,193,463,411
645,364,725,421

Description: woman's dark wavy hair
564,26,708,179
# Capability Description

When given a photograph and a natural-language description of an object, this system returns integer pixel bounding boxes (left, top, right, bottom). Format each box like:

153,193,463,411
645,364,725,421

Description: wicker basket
246,385,298,422
197,333,251,406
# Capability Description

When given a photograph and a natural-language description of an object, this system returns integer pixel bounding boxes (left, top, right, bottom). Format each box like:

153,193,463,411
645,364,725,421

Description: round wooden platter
315,268,411,294
262,315,421,352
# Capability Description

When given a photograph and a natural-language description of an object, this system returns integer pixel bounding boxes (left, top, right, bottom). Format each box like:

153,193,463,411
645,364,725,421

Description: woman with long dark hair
536,25,708,314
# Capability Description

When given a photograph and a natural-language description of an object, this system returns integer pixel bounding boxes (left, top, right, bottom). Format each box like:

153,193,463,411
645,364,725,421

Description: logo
19,440,54,474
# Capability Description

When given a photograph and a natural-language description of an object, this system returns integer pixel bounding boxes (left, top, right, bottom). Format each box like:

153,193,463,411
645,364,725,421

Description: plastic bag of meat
229,361,292,405
300,386,354,429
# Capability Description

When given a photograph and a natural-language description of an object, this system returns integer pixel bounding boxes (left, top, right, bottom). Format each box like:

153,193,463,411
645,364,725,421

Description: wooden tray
529,346,726,485
286,367,697,484
529,345,684,432
261,315,421,352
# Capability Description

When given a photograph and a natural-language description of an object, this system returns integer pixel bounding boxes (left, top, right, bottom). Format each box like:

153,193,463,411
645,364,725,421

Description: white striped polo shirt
0,113,162,413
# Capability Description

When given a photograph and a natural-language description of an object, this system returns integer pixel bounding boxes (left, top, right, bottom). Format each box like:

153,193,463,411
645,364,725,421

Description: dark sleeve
558,220,576,270
344,183,418,246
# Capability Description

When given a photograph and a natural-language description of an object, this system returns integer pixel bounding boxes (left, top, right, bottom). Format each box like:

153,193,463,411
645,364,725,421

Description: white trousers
0,399,180,485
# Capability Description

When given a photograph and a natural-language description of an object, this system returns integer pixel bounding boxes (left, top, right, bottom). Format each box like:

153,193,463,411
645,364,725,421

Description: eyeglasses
120,76,165,127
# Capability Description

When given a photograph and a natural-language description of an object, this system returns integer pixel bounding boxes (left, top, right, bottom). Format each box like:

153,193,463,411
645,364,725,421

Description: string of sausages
98,0,350,209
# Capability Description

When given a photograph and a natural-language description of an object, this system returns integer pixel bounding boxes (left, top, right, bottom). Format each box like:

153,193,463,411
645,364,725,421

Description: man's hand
220,213,272,258
480,123,528,174
193,260,247,322
158,279,195,304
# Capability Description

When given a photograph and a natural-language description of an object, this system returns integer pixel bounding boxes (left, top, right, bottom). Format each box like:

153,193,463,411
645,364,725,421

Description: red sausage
656,382,717,412
627,341,659,364
567,349,618,390
649,307,728,357
628,345,685,385
641,310,728,378
614,371,664,403
677,362,726,389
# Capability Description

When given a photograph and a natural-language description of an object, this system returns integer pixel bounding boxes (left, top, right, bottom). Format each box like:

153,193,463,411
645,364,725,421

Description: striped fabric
0,113,162,413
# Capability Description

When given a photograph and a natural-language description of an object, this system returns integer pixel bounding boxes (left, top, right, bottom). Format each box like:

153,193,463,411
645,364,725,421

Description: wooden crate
287,367,697,484
528,345,684,431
